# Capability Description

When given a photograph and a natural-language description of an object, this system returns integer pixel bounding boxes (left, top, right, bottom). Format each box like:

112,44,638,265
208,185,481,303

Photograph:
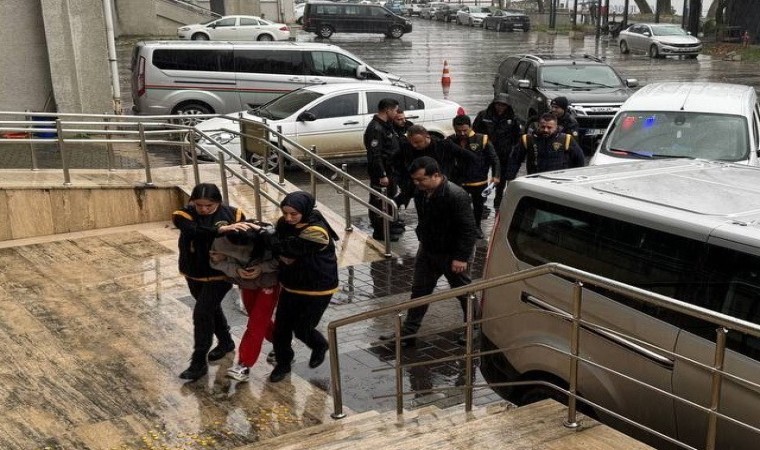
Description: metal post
342,163,353,232
263,133,271,177
26,110,38,171
394,313,404,415
138,123,154,186
381,187,392,258
564,281,583,429
104,113,115,171
188,129,200,186
277,125,285,185
253,174,263,222
57,119,71,186
681,0,687,29
464,291,475,412
572,0,578,28
705,327,728,450
623,0,629,28
180,130,189,167
329,326,346,419
310,144,318,198
218,151,229,205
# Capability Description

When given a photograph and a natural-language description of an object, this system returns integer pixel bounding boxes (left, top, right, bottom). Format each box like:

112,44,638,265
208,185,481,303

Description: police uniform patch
470,143,479,151
552,142,563,151
572,131,578,137
370,139,379,148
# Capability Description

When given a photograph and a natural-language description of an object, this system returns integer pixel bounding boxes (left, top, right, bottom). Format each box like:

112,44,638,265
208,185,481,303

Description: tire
173,102,213,126
470,19,475,27
388,25,404,39
619,40,630,54
649,44,660,58
247,148,282,172
296,17,303,25
686,54,698,59
191,33,209,41
257,34,274,41
317,25,334,38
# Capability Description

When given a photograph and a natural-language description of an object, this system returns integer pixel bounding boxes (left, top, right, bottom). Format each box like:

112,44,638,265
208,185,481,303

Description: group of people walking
173,185,338,383
171,92,585,382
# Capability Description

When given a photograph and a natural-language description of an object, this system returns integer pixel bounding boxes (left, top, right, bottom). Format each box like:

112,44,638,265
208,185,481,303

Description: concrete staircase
239,400,653,449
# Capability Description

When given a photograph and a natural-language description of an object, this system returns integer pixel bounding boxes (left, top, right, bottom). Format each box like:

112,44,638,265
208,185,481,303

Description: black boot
179,359,208,381
208,340,235,361
269,363,292,383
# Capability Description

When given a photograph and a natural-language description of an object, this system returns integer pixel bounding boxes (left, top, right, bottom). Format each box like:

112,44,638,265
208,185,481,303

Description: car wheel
257,34,274,41
191,33,209,41
173,102,213,126
619,40,630,54
389,25,404,39
317,25,334,38
649,44,660,58
247,148,282,172
296,17,303,25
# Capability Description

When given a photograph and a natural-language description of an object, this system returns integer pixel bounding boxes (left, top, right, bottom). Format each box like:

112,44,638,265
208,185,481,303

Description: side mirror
208,23,217,29
517,79,531,89
643,31,651,37
297,111,316,122
625,78,639,88
356,64,368,79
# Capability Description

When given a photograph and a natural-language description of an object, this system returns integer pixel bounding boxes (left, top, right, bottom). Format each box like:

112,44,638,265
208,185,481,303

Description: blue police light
643,115,656,128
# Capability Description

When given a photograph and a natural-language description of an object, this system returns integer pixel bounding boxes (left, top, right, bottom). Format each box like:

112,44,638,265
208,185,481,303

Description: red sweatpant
238,285,279,367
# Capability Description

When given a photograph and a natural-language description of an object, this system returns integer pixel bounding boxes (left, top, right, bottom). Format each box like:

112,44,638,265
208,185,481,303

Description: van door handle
288,77,301,82
308,78,324,83
343,121,359,125
520,291,675,369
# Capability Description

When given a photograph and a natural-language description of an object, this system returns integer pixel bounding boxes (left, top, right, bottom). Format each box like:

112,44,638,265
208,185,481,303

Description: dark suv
493,54,638,151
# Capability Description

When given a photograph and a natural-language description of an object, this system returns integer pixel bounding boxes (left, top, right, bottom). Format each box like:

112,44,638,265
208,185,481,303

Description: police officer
446,115,499,239
550,96,580,137
506,113,585,180
364,98,402,241
473,93,521,211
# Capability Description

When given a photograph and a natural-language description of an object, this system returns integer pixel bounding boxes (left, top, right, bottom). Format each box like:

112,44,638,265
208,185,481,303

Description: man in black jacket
550,96,580,138
472,93,521,211
380,156,479,347
507,113,585,180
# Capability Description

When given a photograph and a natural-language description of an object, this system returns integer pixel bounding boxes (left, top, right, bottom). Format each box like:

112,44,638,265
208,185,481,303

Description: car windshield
651,25,688,36
541,65,622,89
251,90,323,120
470,7,489,13
601,111,749,161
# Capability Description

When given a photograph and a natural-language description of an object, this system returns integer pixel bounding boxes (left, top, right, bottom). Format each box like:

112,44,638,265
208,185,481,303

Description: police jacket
557,112,580,137
173,205,245,281
413,179,478,262
506,132,585,180
446,131,500,186
364,115,400,181
472,103,522,160
209,223,279,290
275,211,339,296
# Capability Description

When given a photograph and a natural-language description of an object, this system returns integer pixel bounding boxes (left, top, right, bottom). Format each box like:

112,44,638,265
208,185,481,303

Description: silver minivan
481,159,760,449
130,41,413,118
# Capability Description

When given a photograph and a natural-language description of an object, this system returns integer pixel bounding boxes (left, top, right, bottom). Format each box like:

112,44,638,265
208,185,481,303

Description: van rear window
153,49,233,72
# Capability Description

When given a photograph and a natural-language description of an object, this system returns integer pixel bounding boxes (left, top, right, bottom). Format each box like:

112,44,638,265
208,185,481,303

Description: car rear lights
137,56,146,97
279,26,289,31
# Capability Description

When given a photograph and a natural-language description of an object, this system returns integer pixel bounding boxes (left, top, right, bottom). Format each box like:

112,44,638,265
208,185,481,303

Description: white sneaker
226,364,250,382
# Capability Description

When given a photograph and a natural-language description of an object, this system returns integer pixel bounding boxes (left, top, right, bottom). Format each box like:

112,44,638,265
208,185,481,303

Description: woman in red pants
210,221,279,382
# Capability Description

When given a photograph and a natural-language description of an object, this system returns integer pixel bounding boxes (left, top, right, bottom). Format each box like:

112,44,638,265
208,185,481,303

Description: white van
481,159,760,449
130,41,413,117
590,82,760,166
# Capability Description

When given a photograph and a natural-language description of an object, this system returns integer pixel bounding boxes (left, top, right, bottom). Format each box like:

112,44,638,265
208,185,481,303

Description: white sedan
177,15,291,41
456,6,492,27
194,83,465,168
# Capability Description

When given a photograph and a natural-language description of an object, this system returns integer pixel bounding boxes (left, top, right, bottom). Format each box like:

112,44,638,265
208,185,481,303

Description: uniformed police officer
550,96,580,137
364,98,402,241
506,113,585,180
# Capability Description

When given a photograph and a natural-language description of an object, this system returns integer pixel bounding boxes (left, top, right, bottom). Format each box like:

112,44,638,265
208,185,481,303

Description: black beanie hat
550,96,569,110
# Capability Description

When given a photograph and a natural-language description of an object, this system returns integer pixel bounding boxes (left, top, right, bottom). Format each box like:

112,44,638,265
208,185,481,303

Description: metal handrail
327,262,760,450
0,112,399,257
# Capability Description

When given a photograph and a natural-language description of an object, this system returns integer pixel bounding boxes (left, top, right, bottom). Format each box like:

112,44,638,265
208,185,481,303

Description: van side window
508,197,702,313
315,4,340,14
235,50,305,75
153,49,233,72
309,52,361,79
309,93,359,119
366,92,424,112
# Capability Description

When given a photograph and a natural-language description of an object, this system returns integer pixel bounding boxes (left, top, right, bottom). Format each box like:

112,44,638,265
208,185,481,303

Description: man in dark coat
380,156,479,347
507,113,585,180
550,96,580,137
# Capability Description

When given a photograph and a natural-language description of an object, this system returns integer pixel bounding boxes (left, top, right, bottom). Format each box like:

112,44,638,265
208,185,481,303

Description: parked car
384,0,407,15
590,82,760,166
493,54,638,152
177,15,291,41
404,0,427,16
420,1,444,19
303,1,412,38
434,4,461,22
482,9,531,32
618,23,702,58
194,83,464,167
455,6,491,27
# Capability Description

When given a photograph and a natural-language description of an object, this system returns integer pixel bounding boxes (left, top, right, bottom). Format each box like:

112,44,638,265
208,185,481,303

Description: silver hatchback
618,23,702,59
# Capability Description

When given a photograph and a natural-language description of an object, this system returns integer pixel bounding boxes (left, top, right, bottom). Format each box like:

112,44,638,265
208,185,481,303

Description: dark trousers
369,179,397,231
493,155,510,211
272,289,332,366
187,279,233,365
403,247,472,334
463,184,486,228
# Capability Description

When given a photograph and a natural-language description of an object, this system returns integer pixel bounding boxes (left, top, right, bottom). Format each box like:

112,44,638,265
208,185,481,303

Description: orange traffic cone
441,60,451,87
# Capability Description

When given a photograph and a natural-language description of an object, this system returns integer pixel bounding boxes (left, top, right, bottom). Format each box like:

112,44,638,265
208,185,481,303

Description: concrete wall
114,0,157,36
0,0,55,112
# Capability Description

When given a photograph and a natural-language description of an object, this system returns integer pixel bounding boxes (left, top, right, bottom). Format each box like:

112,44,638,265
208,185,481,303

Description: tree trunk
633,0,652,14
